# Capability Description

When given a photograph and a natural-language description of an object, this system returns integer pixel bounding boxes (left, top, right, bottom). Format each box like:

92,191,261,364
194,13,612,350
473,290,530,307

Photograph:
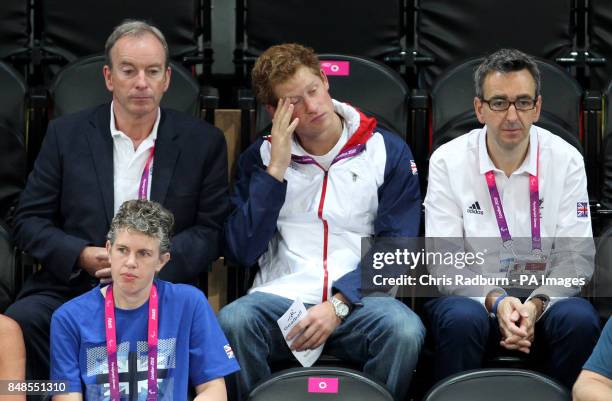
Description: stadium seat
238,54,411,154
0,61,27,224
234,0,409,83
429,57,584,154
586,1,612,89
250,54,409,140
247,367,393,401
423,369,570,401
0,0,30,71
598,83,612,210
35,0,212,75
0,218,16,312
414,0,575,89
48,55,203,118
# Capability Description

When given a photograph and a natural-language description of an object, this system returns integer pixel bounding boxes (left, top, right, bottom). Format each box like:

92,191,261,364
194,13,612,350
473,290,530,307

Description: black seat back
236,0,406,82
0,0,30,61
430,58,583,154
244,0,403,59
248,367,393,401
49,55,201,118
254,54,409,139
416,0,574,89
0,219,16,312
588,1,612,89
0,62,27,222
598,82,612,209
39,0,203,64
423,369,570,401
319,54,409,140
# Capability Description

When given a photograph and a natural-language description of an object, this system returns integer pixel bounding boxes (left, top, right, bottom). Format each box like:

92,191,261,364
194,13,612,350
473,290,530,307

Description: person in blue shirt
50,199,239,401
573,318,612,401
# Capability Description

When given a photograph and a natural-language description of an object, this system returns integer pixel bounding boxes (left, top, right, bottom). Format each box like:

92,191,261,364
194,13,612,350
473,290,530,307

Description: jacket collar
276,100,376,163
87,103,180,223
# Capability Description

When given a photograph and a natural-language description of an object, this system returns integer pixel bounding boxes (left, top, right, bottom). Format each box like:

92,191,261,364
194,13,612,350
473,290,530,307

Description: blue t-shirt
583,317,612,379
51,280,240,400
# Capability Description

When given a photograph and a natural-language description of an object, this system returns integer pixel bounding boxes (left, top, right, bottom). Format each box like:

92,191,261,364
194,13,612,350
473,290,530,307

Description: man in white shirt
6,20,228,385
424,48,600,388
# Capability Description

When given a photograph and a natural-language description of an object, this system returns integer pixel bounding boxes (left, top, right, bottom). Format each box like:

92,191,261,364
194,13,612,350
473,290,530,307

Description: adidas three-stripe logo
467,201,484,215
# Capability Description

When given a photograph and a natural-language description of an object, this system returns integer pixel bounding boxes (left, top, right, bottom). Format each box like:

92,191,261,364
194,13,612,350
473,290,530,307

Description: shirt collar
109,101,160,143
478,125,538,176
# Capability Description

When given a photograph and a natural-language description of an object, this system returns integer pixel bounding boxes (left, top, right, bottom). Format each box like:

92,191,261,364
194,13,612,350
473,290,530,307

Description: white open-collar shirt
110,101,160,215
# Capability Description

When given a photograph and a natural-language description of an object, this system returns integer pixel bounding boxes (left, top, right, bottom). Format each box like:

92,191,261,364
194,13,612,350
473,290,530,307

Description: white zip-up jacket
225,100,421,305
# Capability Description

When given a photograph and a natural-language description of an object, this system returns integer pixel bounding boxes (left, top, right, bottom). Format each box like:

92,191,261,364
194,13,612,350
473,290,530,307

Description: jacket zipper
316,169,330,302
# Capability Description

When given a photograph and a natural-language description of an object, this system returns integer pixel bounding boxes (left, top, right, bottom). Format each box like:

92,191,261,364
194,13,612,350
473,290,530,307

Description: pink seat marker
321,61,350,76
307,377,339,393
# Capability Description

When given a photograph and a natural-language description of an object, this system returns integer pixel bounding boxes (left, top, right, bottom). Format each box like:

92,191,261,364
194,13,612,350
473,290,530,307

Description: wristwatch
531,294,550,315
330,297,350,320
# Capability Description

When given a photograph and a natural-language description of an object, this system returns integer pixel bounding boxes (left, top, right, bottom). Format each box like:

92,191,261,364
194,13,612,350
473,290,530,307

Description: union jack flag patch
577,202,589,218
410,160,418,175
224,344,235,359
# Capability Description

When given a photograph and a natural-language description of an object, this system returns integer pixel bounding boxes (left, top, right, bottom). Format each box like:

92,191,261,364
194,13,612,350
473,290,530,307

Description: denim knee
217,299,255,339
391,310,425,351
366,298,425,350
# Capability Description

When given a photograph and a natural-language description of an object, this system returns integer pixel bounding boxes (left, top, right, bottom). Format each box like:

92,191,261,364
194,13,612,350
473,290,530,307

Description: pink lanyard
484,148,541,253
105,283,159,401
138,146,155,200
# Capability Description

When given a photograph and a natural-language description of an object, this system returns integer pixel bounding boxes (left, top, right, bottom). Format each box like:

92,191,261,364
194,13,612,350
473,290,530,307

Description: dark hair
107,199,174,254
474,48,541,99
251,43,321,106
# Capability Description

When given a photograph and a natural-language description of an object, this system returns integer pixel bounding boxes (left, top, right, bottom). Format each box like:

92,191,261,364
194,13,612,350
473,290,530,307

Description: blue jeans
425,296,600,388
218,291,425,401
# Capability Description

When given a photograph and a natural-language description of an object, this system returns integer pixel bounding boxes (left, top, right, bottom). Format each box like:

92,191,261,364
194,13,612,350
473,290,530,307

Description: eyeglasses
481,97,537,111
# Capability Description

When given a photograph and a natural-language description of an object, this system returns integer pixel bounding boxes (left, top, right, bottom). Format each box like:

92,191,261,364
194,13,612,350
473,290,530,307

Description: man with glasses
423,48,599,388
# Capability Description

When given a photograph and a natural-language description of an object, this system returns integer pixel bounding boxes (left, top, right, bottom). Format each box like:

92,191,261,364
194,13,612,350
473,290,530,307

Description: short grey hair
474,48,541,99
105,20,169,69
107,199,174,255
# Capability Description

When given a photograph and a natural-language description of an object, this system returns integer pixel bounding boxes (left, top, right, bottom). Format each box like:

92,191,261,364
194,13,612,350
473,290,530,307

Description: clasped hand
497,296,539,354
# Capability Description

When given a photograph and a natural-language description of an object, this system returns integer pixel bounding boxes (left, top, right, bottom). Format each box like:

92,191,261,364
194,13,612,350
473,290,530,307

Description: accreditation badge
498,248,515,273
505,253,548,289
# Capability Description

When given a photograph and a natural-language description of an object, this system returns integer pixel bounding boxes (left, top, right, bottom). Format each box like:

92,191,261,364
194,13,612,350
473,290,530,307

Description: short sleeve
50,308,83,393
189,292,240,385
583,318,612,379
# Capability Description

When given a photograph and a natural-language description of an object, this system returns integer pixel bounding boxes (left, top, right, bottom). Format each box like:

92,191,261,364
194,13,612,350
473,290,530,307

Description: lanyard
138,145,155,200
105,283,159,401
484,149,541,254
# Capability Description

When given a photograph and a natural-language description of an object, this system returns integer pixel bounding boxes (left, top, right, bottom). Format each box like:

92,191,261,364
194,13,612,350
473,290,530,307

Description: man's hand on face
497,296,532,353
286,300,340,352
79,246,112,283
267,98,300,182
